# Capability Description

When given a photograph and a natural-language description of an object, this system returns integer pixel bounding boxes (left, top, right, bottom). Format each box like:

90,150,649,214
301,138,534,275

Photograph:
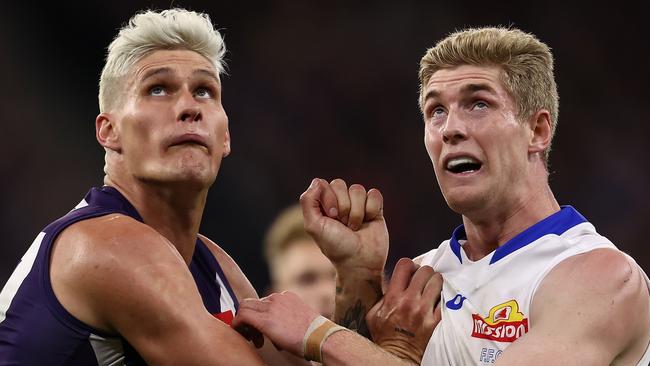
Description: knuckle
416,265,435,277
397,300,415,314
383,293,399,306
299,191,310,202
396,257,415,269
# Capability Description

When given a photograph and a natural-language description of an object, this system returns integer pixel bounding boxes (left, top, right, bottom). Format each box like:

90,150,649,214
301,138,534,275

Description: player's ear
222,127,231,158
96,113,122,153
527,109,552,155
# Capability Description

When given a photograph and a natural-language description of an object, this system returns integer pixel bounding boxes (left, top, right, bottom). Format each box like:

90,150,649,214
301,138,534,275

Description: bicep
495,318,610,365
71,226,264,365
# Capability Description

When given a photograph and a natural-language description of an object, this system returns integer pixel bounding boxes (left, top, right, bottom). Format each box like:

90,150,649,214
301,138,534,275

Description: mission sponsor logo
471,300,528,342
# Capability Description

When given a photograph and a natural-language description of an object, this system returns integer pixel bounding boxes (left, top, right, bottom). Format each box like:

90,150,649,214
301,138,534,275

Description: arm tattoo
340,299,371,338
336,279,383,339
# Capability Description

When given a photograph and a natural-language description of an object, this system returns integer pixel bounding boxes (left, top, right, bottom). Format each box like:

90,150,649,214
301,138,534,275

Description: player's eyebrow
140,67,173,82
459,83,496,95
423,82,496,104
139,67,220,84
423,89,441,104
192,68,220,84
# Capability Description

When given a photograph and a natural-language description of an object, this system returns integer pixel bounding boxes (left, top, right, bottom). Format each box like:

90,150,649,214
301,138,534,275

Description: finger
300,178,339,235
232,306,266,339
330,179,351,224
317,178,340,218
347,184,367,230
366,297,384,339
405,265,436,297
367,297,384,319
386,258,419,295
234,323,265,348
421,271,443,305
365,188,384,221
432,301,442,325
300,178,326,233
237,298,271,313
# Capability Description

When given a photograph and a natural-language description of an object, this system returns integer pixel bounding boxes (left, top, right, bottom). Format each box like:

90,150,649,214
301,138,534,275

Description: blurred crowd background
1,0,648,292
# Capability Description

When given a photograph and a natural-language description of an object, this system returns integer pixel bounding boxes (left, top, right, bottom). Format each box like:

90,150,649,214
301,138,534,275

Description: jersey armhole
39,210,121,339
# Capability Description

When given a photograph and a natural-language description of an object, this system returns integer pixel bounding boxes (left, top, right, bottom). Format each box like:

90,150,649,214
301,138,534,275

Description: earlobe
96,113,121,152
528,110,552,154
222,129,231,158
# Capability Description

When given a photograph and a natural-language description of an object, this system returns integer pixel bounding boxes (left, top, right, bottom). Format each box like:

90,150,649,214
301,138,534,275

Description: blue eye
194,87,212,99
149,86,167,96
430,106,447,119
473,101,488,110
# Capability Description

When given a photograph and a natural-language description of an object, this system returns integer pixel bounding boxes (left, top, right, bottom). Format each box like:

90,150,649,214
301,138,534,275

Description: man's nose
176,89,202,123
442,109,467,144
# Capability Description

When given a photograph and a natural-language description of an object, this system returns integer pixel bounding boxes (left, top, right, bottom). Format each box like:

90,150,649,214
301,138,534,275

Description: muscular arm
50,215,264,366
496,248,650,365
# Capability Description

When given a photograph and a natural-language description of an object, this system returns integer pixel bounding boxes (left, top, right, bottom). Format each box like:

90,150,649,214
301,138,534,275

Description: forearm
258,335,312,366
321,329,417,366
333,266,383,338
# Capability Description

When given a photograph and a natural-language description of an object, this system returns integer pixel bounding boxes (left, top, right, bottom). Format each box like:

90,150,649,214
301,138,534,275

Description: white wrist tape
302,315,347,363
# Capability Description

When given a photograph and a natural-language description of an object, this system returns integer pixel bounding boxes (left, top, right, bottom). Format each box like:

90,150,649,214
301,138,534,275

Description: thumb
300,178,325,232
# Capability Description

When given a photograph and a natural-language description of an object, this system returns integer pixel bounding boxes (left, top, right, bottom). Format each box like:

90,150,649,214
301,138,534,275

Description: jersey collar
449,206,588,264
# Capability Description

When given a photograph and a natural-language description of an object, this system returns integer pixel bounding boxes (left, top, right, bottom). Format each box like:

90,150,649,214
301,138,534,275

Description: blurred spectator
263,204,336,319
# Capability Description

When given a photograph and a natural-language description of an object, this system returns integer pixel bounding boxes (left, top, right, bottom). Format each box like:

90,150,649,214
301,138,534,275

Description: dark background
1,1,648,293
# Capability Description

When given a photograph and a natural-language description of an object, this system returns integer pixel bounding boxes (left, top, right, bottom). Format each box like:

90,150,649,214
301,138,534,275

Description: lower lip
171,142,206,148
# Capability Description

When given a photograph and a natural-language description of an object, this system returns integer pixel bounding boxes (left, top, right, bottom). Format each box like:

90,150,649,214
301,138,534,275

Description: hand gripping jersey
0,186,239,365
418,206,650,365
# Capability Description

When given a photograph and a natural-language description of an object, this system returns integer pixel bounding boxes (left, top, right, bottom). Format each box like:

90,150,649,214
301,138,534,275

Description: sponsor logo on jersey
471,300,528,342
446,293,467,310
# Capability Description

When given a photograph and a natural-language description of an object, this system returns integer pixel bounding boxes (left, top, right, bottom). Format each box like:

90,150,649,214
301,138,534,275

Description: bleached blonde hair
98,8,226,112
419,27,558,165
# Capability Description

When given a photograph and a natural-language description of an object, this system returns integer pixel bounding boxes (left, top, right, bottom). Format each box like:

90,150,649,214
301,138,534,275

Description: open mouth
445,156,482,174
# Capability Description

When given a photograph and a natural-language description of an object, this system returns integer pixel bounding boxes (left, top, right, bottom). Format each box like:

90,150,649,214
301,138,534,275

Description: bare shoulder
536,248,647,304
198,234,259,300
51,214,187,332
54,213,183,276
533,248,650,363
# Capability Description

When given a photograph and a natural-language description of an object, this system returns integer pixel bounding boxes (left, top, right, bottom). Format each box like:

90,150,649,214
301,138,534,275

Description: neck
105,176,208,264
460,183,560,261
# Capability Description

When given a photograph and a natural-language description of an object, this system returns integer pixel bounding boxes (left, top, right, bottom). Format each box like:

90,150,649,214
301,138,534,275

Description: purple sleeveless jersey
0,186,239,365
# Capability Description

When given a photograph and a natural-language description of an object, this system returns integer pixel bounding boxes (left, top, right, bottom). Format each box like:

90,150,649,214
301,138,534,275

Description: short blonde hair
419,27,559,164
98,8,226,112
264,205,312,269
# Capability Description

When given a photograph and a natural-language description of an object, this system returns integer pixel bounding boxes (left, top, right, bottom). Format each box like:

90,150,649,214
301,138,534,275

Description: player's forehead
424,64,504,100
130,49,219,85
